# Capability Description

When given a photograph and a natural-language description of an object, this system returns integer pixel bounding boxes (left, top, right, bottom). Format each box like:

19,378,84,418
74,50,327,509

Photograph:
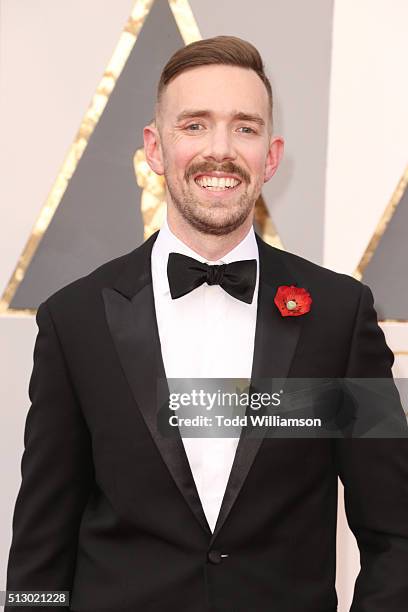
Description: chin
187,211,251,236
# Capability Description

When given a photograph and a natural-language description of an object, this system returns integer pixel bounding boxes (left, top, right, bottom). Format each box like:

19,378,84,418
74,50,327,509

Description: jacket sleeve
5,301,94,611
334,284,408,611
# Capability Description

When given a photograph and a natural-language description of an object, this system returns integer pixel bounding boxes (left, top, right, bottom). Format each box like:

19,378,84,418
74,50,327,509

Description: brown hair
156,35,273,130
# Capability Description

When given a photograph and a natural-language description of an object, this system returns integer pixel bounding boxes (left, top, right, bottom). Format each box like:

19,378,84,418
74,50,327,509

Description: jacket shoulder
264,241,365,295
43,247,139,312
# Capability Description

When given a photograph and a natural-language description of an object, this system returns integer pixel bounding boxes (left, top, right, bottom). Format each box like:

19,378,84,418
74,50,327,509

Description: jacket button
208,550,224,564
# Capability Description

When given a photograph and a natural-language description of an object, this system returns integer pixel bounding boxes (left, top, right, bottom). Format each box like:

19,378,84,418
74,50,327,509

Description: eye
185,123,204,131
238,126,256,134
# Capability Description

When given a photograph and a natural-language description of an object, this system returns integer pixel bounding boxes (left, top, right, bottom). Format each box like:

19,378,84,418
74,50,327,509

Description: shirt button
207,550,225,564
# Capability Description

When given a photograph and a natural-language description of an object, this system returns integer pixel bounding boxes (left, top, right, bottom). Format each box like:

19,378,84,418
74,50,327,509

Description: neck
166,208,254,261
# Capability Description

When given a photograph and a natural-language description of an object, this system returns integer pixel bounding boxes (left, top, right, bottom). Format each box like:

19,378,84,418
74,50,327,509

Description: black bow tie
167,252,257,304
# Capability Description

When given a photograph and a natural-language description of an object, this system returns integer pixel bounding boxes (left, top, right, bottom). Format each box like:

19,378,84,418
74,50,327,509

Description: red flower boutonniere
274,285,312,317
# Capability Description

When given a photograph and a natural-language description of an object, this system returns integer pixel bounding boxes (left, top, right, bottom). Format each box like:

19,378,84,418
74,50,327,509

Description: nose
202,124,236,162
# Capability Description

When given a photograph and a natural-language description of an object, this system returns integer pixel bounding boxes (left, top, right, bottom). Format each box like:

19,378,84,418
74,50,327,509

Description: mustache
186,162,250,184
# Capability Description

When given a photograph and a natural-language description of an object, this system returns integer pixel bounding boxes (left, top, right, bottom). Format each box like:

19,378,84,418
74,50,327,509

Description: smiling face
144,64,283,236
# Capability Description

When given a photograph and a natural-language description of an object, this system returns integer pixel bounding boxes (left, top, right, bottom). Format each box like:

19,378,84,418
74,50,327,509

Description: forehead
161,64,269,120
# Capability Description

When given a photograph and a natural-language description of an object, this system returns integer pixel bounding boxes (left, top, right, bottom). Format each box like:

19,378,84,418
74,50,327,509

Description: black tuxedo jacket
6,231,408,612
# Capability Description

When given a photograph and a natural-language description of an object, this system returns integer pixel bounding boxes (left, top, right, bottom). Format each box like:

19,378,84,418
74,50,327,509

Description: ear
143,123,164,176
263,136,284,183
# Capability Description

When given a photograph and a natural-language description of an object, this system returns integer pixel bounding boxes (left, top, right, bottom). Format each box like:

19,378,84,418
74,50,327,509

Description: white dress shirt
151,217,259,531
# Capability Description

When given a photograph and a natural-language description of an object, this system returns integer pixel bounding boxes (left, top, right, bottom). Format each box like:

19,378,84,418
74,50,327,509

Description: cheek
246,157,268,185
167,156,192,185
171,142,200,175
237,143,268,176
162,137,193,174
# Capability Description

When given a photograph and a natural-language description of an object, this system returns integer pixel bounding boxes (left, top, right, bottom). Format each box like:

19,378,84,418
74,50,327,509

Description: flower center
286,299,297,310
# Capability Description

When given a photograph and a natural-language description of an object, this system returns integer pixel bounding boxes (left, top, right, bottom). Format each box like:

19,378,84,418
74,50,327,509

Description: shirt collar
151,215,259,296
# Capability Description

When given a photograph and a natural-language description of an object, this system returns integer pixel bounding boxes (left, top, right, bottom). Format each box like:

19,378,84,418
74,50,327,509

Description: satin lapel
210,234,305,544
102,232,211,535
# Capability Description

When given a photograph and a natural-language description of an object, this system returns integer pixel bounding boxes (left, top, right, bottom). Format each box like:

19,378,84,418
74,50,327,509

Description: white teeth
195,176,241,189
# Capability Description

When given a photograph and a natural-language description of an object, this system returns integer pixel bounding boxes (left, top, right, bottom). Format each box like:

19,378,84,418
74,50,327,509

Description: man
5,36,408,612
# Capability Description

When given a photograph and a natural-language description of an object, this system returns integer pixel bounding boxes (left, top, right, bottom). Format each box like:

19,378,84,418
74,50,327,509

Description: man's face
144,64,283,236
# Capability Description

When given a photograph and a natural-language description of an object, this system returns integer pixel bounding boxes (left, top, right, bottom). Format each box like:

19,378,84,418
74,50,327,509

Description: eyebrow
175,109,265,127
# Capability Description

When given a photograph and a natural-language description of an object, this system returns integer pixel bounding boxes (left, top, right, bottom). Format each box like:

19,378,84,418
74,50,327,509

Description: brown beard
165,173,257,236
